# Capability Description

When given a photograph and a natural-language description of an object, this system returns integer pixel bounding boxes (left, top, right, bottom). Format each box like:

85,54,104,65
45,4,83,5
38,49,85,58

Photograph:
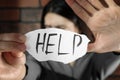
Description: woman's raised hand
66,0,120,53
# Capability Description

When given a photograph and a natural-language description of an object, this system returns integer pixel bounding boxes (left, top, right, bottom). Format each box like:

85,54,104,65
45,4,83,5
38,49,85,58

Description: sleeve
23,52,42,80
92,52,120,80
80,52,120,80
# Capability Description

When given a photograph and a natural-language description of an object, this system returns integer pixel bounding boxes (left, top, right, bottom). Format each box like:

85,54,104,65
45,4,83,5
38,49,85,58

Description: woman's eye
55,26,65,29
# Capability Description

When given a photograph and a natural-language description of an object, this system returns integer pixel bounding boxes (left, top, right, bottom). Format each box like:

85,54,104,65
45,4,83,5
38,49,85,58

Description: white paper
25,28,90,64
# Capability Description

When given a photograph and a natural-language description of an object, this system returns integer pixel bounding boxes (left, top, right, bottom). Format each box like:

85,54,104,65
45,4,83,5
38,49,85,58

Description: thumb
2,52,26,66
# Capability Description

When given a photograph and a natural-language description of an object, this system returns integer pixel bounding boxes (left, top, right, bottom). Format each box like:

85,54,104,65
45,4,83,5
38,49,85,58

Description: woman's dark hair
41,0,94,42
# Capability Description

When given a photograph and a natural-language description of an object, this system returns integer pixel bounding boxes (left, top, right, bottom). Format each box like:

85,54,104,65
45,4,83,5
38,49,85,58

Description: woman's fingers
3,52,26,65
88,0,105,10
0,33,26,56
0,41,26,53
105,0,118,7
65,0,90,22
65,0,75,5
76,0,97,15
0,33,26,43
0,33,26,80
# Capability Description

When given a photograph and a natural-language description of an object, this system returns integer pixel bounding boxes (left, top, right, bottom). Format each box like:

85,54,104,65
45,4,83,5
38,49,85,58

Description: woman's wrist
21,65,27,80
15,65,26,80
22,64,28,80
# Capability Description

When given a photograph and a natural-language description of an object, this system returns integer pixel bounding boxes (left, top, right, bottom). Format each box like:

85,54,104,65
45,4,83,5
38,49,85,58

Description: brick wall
0,0,50,34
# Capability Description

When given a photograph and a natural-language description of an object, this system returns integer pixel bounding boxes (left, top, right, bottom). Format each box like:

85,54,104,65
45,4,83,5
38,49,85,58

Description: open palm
66,0,120,53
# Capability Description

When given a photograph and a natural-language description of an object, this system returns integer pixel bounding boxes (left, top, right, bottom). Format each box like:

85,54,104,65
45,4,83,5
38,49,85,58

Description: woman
0,0,119,80
25,0,120,80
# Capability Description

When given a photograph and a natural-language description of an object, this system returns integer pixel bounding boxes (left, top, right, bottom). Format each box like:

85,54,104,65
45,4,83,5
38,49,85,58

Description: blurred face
44,12,82,66
44,12,80,33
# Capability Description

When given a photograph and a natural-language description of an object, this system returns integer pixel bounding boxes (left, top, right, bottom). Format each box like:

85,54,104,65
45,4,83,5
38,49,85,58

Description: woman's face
44,12,80,33
44,13,82,65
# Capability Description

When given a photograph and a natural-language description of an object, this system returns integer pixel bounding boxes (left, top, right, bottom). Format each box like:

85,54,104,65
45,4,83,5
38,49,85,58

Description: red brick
0,23,19,33
18,23,41,34
0,9,19,21
40,0,51,7
21,8,42,22
0,0,39,8
0,23,41,34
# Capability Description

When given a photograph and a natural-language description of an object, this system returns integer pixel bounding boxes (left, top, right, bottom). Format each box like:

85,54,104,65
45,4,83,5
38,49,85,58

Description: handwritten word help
25,28,90,64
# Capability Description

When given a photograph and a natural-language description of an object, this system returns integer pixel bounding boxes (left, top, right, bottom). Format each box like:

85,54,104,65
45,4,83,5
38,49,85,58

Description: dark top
24,52,120,80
